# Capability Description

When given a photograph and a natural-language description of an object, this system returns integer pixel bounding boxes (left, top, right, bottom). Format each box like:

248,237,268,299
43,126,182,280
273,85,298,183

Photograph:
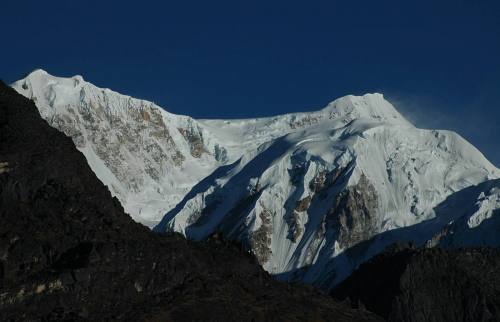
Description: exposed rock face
331,245,500,321
178,127,207,158
309,170,326,193
0,81,381,321
295,195,312,212
250,207,273,264
289,114,321,129
287,210,304,242
329,173,379,249
51,85,185,185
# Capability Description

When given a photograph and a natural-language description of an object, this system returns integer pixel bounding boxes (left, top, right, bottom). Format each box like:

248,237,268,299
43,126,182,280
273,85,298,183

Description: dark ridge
0,81,380,321
331,244,500,321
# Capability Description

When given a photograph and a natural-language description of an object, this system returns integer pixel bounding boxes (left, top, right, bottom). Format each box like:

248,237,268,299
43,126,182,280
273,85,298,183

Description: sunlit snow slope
155,89,500,288
12,70,231,226
12,70,500,288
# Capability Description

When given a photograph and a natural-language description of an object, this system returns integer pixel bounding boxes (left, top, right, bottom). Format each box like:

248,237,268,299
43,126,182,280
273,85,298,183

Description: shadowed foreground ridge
331,244,500,321
0,81,381,321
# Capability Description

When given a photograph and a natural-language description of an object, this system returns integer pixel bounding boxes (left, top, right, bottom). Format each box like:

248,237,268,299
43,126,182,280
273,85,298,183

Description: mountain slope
0,80,381,321
10,70,413,227
155,95,500,288
12,70,500,290
331,245,500,321
12,69,229,226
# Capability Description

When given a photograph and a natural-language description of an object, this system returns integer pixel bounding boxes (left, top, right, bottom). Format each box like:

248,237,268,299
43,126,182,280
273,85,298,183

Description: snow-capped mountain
12,70,500,288
12,70,232,226
12,69,409,227
154,92,500,287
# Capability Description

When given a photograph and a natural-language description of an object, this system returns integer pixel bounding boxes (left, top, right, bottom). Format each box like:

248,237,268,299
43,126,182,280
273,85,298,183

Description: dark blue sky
2,1,499,165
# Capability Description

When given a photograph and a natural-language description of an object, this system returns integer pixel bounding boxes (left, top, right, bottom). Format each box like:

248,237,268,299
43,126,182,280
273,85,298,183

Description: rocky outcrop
250,207,273,264
329,173,379,249
178,127,207,158
289,114,321,129
331,244,500,321
284,196,311,242
309,170,327,193
287,210,304,242
295,195,312,212
0,81,380,321
0,162,8,174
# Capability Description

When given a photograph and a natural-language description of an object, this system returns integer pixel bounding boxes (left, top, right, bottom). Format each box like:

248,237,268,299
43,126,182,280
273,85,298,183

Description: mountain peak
27,68,49,76
20,68,84,84
321,92,410,126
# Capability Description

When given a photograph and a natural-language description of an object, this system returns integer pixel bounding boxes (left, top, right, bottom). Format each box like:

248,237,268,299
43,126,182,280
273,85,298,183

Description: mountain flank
331,244,500,321
0,81,379,321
